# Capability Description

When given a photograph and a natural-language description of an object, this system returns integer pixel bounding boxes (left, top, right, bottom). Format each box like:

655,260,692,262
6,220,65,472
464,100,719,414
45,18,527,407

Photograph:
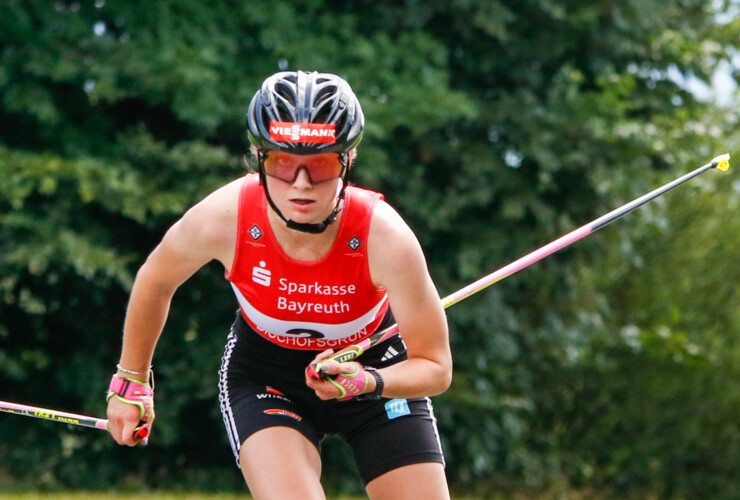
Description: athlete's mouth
291,198,314,206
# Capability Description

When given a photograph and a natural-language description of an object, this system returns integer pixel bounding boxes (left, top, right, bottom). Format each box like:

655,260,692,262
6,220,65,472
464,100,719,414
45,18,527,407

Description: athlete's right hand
306,349,376,401
106,375,154,446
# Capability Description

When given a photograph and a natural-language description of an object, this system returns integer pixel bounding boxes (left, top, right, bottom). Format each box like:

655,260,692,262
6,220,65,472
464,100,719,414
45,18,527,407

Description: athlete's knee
366,462,449,500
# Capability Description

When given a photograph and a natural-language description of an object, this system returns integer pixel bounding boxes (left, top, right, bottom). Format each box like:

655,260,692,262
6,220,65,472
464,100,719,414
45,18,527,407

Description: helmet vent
314,85,337,106
275,83,296,104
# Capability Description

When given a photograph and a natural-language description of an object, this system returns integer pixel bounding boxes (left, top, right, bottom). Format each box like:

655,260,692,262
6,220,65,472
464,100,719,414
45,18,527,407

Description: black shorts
218,312,445,485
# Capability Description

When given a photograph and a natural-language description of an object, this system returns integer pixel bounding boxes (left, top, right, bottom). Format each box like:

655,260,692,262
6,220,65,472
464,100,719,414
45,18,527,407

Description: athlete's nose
292,167,313,187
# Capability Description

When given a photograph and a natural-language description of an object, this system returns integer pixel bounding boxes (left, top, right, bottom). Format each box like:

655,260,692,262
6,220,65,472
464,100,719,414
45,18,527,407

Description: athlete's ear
347,149,357,168
244,146,262,174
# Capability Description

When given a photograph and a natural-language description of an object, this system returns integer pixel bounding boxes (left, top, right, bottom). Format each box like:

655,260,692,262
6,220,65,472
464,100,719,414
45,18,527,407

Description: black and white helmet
247,71,364,154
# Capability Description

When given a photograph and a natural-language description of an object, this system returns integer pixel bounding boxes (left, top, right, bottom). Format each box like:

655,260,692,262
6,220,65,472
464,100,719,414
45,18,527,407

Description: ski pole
309,153,731,376
0,399,149,440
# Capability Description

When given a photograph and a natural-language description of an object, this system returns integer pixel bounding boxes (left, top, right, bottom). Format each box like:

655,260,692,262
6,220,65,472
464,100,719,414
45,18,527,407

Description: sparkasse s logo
269,121,336,144
252,261,271,287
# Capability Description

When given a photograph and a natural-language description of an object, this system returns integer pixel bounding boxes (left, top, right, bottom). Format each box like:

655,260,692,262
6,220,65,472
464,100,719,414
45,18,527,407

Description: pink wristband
107,374,154,423
329,362,371,401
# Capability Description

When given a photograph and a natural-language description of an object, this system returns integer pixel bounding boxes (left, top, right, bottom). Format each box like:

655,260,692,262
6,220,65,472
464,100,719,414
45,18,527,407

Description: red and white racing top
225,173,389,350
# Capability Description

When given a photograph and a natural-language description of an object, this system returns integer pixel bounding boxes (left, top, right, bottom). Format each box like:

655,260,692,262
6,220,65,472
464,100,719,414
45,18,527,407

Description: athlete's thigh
240,427,325,500
220,375,322,463
366,462,449,500
343,397,446,485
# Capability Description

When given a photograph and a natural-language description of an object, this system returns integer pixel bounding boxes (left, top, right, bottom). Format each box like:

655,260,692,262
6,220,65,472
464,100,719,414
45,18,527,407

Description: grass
0,494,388,500
0,494,536,500
0,494,489,500
0,495,438,500
0,496,444,500
0,491,606,499
0,495,254,500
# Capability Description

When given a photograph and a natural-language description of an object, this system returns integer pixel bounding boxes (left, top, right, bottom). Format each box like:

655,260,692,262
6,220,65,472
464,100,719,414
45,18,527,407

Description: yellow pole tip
712,153,730,172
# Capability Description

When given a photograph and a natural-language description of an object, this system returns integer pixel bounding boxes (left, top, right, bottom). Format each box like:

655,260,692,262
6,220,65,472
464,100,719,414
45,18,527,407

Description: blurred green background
1,0,739,498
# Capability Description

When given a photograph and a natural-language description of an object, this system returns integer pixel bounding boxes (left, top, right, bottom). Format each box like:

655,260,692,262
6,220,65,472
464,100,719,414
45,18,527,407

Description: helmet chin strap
258,151,349,235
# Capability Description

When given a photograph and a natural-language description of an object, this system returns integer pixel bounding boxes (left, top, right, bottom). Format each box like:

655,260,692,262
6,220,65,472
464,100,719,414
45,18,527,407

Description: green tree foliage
1,0,738,497
539,174,740,499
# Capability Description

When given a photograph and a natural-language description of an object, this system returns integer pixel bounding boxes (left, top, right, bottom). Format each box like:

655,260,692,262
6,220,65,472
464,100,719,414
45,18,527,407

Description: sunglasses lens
264,152,343,183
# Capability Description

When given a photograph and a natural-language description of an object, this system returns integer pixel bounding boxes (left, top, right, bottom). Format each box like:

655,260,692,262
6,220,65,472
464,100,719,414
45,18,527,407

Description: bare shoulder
368,199,416,242
184,177,242,227
367,200,427,288
166,176,244,268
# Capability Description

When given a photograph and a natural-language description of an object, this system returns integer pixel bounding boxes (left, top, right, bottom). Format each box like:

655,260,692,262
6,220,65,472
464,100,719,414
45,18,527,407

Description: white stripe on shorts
218,328,241,466
425,397,446,468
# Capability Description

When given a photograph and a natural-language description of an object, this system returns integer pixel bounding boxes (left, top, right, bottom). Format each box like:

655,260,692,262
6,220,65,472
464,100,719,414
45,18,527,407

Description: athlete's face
263,152,345,226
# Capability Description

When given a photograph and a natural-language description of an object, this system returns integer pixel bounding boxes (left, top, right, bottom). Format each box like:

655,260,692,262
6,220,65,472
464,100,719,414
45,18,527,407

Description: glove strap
356,366,383,401
107,374,154,422
329,362,371,401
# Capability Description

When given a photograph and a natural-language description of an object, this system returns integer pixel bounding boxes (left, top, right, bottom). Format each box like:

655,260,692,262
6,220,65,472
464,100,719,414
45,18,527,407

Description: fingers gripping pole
311,154,731,374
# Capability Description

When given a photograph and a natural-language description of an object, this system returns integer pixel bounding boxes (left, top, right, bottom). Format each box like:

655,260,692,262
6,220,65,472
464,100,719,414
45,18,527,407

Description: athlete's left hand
305,349,375,400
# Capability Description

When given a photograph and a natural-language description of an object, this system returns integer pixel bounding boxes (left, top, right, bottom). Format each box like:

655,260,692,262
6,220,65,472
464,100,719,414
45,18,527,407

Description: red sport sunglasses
260,150,348,184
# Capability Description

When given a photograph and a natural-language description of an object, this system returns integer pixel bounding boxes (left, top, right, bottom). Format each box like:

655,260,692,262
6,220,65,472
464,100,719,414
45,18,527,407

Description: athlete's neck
268,207,341,261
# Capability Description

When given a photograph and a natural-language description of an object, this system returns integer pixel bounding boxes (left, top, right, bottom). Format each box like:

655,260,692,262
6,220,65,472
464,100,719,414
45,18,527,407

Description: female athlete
106,70,452,500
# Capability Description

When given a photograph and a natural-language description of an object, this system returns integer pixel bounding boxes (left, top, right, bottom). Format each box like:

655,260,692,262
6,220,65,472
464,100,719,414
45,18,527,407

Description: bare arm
118,180,239,372
117,220,213,373
366,200,452,398
107,179,240,445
